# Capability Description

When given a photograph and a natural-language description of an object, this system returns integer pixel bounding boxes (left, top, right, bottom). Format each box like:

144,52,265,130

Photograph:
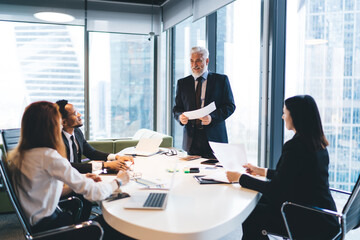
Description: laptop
123,138,163,157
123,163,177,210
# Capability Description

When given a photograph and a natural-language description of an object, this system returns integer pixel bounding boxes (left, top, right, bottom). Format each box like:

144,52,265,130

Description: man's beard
191,65,207,79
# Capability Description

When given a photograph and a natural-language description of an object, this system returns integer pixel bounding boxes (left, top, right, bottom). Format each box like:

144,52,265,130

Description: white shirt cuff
264,168,268,177
92,161,103,172
107,154,116,161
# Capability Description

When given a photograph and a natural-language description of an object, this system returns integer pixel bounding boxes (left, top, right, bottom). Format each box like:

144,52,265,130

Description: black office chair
1,128,21,155
0,151,104,240
264,175,360,240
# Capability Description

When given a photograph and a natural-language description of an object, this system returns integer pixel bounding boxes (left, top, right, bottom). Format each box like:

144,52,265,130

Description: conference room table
100,153,261,240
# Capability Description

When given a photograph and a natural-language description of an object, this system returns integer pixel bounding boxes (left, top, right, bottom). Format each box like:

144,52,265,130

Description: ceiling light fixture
34,12,75,23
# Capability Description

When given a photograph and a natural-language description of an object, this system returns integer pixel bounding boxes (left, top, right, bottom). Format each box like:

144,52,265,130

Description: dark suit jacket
240,134,339,237
62,128,109,173
173,72,235,152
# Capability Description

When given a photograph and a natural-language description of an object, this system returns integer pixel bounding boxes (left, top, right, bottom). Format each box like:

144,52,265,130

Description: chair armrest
32,220,103,240
330,187,351,195
58,196,83,222
280,201,342,240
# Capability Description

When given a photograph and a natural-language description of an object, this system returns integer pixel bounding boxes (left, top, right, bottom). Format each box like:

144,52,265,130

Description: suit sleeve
70,162,92,174
173,79,185,125
76,129,109,161
239,140,303,204
82,141,108,161
209,75,235,124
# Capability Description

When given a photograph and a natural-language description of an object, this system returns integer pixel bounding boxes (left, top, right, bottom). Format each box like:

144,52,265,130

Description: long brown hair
8,101,66,174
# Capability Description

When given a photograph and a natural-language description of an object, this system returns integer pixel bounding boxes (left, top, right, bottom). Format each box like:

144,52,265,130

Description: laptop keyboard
143,193,167,208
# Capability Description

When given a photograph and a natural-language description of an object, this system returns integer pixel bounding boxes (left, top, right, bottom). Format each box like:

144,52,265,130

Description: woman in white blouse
7,101,129,234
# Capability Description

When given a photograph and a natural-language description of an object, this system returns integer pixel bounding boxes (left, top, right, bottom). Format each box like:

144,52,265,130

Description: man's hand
115,155,134,165
116,171,130,185
104,159,129,171
86,173,102,182
199,115,212,125
179,114,189,125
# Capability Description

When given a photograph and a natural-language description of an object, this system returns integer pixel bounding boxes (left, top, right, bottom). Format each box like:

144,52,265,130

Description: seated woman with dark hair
7,101,130,237
227,95,339,239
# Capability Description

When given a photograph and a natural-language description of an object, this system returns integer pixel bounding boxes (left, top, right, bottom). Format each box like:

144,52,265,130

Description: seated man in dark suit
56,100,133,174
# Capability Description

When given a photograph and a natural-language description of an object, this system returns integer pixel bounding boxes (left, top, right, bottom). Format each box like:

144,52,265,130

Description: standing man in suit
173,46,235,158
56,100,133,174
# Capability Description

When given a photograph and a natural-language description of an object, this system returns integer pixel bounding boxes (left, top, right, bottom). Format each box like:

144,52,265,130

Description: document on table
200,170,231,183
183,102,216,120
198,143,247,183
209,142,247,172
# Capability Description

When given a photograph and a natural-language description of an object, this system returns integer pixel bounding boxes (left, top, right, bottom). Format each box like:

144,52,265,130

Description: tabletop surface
101,154,260,240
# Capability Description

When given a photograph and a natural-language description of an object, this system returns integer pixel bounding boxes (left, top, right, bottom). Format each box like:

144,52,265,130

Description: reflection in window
172,17,206,149
216,1,260,164
89,33,154,139
286,1,360,191
0,22,84,129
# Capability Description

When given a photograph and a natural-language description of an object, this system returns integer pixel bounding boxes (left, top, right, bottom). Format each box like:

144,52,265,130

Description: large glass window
89,32,154,139
285,0,360,191
216,1,261,165
0,21,84,129
172,17,206,148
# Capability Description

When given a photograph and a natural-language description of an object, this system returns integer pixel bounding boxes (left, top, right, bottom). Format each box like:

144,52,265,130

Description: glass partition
89,32,154,139
216,1,261,165
285,0,360,191
0,21,84,129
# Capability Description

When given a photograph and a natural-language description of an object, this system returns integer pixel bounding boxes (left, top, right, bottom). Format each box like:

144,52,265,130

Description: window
216,1,261,164
0,22,84,129
172,17,206,148
89,32,154,139
285,0,360,191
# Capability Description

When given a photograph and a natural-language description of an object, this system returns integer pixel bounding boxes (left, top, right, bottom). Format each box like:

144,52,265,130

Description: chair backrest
342,174,360,235
1,128,21,155
0,150,33,237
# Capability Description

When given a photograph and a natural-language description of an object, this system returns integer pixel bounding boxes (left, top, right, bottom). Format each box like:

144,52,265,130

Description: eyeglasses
70,110,80,117
161,149,177,156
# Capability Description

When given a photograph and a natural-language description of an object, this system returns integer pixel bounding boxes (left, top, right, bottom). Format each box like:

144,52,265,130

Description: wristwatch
115,178,122,187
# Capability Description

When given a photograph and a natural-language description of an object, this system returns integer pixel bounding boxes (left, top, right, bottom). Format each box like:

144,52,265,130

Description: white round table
101,155,260,240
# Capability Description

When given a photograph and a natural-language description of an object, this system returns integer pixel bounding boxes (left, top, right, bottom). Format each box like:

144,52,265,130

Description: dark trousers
32,208,74,233
242,197,340,240
188,128,216,159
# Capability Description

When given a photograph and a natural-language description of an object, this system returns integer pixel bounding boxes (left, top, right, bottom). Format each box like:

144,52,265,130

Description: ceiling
100,0,168,6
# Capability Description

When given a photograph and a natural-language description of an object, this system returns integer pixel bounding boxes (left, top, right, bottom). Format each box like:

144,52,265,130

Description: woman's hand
86,173,102,182
61,184,73,197
116,171,130,186
226,171,242,183
243,163,266,177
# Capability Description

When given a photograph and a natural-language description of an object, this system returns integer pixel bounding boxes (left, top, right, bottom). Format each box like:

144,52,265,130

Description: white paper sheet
183,101,216,120
209,142,247,172
201,170,230,183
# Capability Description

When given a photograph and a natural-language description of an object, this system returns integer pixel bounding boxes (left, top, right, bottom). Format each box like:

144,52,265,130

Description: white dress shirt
11,148,118,226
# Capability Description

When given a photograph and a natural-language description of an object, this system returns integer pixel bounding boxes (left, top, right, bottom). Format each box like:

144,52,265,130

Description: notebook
124,163,177,210
123,138,163,157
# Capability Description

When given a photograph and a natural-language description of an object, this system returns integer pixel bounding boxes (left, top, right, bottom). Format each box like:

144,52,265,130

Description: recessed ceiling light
34,12,75,23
